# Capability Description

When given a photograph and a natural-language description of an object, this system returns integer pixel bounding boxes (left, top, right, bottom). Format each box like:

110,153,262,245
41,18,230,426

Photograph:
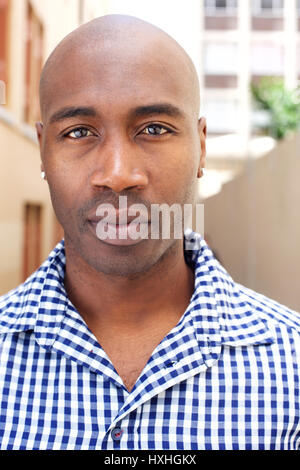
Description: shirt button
111,427,123,441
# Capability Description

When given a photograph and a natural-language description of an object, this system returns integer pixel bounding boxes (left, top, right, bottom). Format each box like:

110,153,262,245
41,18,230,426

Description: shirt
0,231,299,450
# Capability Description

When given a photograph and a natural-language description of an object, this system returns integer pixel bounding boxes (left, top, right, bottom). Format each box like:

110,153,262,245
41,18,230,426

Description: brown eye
143,125,169,135
67,128,93,139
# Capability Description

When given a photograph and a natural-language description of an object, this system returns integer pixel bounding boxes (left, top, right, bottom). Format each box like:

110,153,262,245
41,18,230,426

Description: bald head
36,14,207,278
39,14,200,121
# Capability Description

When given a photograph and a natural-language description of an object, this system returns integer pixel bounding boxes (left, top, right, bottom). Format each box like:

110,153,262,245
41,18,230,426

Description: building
104,0,300,140
0,0,108,295
200,0,300,140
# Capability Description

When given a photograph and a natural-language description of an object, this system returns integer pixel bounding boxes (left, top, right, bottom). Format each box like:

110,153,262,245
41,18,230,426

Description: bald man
0,15,299,451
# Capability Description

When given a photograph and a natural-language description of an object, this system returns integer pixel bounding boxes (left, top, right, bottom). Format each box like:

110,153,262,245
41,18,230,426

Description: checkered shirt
0,231,299,450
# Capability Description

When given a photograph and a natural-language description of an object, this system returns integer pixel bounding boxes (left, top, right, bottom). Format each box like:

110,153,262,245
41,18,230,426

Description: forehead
42,37,197,122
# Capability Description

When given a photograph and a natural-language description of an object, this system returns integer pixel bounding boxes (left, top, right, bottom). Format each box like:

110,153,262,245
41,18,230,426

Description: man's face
37,37,206,276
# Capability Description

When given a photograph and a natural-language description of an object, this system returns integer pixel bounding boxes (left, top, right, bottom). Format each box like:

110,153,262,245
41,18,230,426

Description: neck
64,240,195,333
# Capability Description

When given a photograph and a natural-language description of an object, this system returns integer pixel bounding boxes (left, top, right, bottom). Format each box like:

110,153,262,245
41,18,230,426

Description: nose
90,134,148,193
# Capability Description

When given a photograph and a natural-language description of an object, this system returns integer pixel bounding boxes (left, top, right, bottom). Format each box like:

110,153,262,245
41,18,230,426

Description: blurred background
0,0,299,311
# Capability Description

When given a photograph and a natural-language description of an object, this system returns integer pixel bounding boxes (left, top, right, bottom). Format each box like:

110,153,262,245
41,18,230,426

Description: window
204,0,238,16
0,0,8,85
204,43,239,75
23,204,42,280
250,42,284,75
25,2,44,124
252,0,284,17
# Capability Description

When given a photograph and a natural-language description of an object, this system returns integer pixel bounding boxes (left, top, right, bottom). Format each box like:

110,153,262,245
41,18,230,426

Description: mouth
87,218,150,246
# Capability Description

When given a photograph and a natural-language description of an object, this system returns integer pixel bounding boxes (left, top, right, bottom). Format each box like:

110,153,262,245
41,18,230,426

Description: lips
86,207,150,246
87,208,150,226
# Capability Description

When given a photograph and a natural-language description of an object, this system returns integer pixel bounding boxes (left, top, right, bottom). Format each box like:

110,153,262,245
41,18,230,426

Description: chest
0,328,298,449
97,337,159,392
90,319,181,392
1,359,297,450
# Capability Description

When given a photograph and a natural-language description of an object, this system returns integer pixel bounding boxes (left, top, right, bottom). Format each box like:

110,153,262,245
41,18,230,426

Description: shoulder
195,232,300,335
0,270,44,331
193,233,300,341
0,275,34,313
237,282,300,334
0,240,65,330
0,283,23,314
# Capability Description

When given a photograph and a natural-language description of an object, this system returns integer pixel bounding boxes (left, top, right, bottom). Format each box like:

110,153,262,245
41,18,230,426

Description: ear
197,117,207,178
35,121,45,173
35,121,43,147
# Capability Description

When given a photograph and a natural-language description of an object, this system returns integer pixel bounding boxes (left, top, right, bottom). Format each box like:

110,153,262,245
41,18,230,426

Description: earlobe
40,163,46,180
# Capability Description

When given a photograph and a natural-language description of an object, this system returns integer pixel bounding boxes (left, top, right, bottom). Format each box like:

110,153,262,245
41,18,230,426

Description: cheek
46,170,80,229
155,143,198,200
44,149,84,211
47,179,69,226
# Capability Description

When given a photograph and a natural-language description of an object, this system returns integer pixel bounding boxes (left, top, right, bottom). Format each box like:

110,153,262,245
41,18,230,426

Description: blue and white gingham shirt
0,232,299,450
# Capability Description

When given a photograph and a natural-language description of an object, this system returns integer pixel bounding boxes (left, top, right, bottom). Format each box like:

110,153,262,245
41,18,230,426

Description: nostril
90,168,148,193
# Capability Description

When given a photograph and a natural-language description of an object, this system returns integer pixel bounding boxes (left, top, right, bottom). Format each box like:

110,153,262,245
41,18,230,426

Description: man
0,15,299,450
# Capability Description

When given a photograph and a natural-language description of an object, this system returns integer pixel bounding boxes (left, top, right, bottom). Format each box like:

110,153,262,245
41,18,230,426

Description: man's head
36,14,206,277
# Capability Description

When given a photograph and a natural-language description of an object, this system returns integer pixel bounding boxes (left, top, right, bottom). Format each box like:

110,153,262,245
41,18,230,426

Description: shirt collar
184,230,274,348
0,241,67,339
0,232,274,349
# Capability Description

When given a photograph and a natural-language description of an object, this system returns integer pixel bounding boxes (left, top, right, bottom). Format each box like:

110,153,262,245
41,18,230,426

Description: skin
36,15,206,391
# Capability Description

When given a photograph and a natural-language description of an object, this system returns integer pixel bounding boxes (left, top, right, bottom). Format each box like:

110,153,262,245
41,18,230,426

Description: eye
141,124,170,136
65,127,94,139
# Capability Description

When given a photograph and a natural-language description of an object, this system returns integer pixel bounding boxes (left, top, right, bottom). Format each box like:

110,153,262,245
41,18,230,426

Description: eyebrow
48,102,184,125
49,106,97,124
130,103,185,120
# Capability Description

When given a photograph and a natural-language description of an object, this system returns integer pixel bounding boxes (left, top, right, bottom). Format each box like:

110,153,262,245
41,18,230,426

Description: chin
81,237,177,278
